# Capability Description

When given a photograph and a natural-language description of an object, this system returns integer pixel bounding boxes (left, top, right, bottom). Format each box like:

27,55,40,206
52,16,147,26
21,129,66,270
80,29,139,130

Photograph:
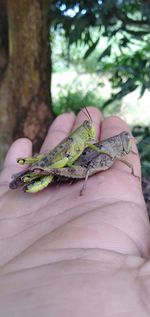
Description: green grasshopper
11,109,112,192
9,131,138,195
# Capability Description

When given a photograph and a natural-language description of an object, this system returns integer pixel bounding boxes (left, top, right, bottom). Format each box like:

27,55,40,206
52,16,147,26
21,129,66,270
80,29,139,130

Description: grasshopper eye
84,120,96,137
66,153,70,158
83,120,91,129
121,131,132,154
121,131,129,138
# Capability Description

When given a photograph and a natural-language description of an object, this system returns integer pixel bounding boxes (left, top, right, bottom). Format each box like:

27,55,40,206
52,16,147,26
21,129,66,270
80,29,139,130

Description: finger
40,113,75,152
99,116,148,231
97,116,150,257
73,107,103,139
4,138,32,168
101,116,141,178
1,138,32,181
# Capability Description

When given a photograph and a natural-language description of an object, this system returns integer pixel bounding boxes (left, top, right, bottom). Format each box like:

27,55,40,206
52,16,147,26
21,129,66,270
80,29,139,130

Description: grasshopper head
121,131,132,154
83,120,96,141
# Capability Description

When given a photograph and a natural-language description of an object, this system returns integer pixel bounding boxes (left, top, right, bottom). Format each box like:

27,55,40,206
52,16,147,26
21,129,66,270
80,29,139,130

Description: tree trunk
0,0,52,167
0,0,8,79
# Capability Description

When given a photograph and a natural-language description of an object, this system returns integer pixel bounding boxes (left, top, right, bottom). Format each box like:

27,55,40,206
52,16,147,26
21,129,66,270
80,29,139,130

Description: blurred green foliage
133,126,150,177
52,80,121,116
51,27,107,73
53,86,104,115
50,0,150,104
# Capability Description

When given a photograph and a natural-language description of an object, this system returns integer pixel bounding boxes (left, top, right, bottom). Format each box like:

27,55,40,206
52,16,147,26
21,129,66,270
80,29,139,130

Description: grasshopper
10,109,112,192
9,131,138,195
28,131,137,195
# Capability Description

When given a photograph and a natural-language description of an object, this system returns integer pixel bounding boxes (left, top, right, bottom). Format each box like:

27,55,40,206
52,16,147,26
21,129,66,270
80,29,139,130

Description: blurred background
0,0,150,209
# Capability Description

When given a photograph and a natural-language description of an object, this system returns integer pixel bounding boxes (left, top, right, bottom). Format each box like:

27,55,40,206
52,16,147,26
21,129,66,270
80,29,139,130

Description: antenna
139,139,149,145
81,107,92,121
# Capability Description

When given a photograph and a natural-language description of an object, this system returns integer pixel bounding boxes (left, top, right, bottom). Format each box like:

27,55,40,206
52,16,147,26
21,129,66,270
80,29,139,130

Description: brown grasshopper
9,131,138,195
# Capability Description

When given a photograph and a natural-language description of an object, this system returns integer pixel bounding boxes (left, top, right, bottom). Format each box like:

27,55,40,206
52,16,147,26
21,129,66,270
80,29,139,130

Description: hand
0,107,150,317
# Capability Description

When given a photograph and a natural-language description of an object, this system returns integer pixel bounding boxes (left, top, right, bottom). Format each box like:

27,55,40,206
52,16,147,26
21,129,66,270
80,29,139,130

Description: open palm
0,107,150,317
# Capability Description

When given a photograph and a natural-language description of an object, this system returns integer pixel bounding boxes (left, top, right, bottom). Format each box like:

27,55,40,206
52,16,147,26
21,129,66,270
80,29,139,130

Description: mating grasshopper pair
9,110,137,195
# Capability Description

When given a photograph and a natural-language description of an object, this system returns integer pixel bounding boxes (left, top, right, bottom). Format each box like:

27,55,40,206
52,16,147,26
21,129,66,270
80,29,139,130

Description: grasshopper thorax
121,131,132,154
82,120,96,141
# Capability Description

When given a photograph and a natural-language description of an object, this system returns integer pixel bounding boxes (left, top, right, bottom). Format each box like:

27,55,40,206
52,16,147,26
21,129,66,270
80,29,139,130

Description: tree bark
0,0,8,79
0,0,52,167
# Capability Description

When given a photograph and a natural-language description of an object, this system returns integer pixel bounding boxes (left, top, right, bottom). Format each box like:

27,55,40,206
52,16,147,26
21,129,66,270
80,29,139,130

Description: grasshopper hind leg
118,158,140,179
87,144,113,159
24,175,53,193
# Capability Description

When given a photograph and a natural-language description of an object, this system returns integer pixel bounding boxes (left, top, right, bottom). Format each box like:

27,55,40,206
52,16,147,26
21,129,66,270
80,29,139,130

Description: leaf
102,79,138,109
140,84,146,98
97,45,111,61
84,38,99,59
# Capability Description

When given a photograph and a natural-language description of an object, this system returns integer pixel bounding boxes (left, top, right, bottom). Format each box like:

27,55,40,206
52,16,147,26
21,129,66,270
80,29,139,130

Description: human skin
0,107,150,317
